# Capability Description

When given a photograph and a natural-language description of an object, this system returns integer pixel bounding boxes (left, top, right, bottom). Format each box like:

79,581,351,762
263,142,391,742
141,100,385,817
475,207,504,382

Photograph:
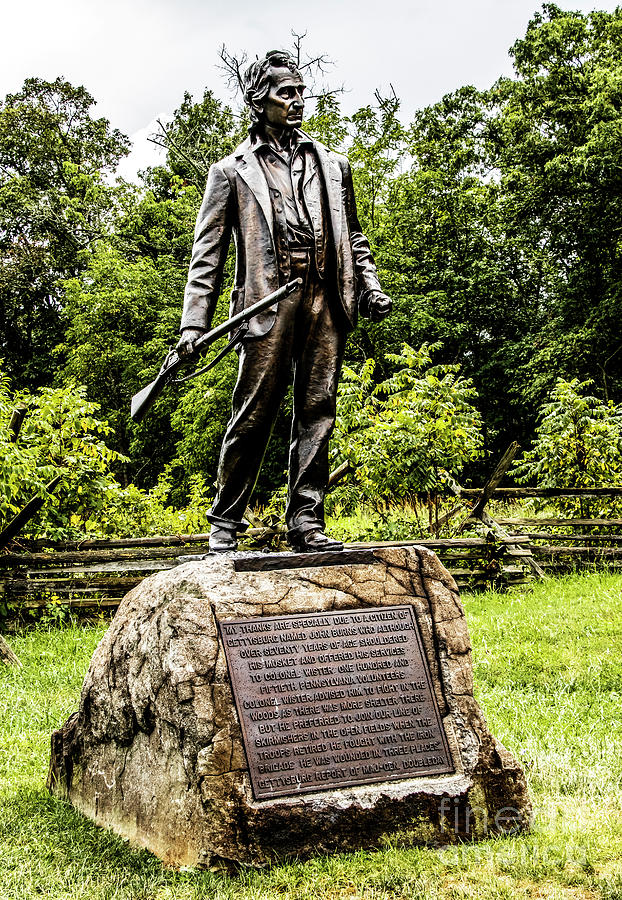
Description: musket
130,278,302,423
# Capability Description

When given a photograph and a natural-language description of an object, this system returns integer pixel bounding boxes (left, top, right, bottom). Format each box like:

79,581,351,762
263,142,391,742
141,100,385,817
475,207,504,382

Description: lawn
1,572,621,899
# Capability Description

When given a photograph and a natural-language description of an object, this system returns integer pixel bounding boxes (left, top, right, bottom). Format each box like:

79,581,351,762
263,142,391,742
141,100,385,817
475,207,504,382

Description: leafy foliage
0,372,126,538
0,368,222,540
512,378,622,516
6,8,622,521
59,241,187,483
150,89,246,191
58,91,242,492
330,343,484,512
0,77,129,387
489,4,622,407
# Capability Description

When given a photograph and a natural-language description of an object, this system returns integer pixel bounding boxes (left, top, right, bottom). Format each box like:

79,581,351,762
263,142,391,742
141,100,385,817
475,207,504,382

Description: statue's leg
286,263,345,539
208,289,300,529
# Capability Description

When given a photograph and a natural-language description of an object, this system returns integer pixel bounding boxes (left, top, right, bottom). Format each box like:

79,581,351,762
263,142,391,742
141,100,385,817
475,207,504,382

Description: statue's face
260,68,305,129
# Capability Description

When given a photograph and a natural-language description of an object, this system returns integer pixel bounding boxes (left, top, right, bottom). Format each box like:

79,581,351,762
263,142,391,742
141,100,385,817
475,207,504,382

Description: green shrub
0,370,215,540
511,378,622,518
0,373,127,539
329,343,484,514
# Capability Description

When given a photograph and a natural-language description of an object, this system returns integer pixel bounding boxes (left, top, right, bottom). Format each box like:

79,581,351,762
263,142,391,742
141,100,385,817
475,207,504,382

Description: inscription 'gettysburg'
220,605,454,799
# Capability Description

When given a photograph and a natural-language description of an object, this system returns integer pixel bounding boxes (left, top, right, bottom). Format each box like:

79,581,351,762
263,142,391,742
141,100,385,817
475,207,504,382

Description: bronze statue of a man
177,50,391,553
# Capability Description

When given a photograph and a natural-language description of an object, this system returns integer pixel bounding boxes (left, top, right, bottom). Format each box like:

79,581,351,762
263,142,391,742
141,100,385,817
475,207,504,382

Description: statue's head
243,50,305,131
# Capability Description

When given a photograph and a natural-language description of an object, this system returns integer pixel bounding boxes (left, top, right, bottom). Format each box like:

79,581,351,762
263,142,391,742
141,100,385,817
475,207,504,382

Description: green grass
1,573,621,899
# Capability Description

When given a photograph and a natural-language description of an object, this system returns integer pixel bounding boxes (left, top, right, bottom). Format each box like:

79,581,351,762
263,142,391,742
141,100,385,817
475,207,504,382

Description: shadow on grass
3,787,156,865
0,788,226,898
0,787,451,899
2,787,617,900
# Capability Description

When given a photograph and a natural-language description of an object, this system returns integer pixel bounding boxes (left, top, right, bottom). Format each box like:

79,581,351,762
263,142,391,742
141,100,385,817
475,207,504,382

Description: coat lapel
314,142,342,247
232,134,341,246
303,153,319,187
235,143,274,238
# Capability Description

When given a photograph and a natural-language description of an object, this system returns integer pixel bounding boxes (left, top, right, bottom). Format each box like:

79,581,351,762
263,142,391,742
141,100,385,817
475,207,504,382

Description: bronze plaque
219,605,454,799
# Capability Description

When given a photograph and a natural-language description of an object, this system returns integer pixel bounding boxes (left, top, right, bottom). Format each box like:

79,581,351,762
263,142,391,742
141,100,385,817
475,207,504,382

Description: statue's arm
180,162,234,334
340,158,381,295
340,158,391,320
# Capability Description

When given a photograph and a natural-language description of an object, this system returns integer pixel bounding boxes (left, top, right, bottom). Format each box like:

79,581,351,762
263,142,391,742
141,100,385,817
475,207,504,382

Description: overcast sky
2,0,620,176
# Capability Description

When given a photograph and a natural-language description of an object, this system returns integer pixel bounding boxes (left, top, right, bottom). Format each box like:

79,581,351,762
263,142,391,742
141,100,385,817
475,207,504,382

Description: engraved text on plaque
219,605,454,799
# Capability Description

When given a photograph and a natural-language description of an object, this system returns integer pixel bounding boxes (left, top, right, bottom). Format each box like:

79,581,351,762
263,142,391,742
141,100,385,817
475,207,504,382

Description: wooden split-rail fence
2,432,622,622
3,492,622,619
0,531,536,619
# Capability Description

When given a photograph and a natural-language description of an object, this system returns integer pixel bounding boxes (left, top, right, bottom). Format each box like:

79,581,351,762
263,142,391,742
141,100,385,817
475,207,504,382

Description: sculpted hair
243,51,301,126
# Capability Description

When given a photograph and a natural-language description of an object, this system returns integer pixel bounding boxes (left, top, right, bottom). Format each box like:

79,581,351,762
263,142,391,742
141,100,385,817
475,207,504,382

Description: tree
0,77,129,387
59,87,244,489
353,86,543,454
338,89,409,372
149,89,245,192
489,4,622,407
60,243,187,485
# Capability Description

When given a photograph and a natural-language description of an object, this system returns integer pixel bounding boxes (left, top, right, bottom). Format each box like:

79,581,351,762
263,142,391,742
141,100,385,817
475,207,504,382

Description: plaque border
219,605,455,800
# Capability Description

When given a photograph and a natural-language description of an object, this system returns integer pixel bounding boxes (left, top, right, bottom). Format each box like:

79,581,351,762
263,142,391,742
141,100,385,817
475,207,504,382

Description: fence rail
2,486,622,618
0,534,535,617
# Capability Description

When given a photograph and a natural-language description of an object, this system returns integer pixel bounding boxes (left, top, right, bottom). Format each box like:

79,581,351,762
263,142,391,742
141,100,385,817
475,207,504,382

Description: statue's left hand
362,290,392,322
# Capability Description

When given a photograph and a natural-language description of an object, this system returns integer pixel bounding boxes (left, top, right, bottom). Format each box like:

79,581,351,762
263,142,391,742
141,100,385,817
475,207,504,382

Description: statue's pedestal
48,547,531,867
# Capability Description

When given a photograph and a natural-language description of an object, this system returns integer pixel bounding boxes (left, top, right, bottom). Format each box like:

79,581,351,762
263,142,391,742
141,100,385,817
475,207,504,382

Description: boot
288,528,343,553
209,523,238,553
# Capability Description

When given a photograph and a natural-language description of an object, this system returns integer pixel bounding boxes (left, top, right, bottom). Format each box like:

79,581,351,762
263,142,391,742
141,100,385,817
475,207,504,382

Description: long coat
180,132,382,338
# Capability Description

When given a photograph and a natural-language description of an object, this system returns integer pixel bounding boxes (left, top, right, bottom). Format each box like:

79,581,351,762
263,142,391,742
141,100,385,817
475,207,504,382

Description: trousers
208,249,346,536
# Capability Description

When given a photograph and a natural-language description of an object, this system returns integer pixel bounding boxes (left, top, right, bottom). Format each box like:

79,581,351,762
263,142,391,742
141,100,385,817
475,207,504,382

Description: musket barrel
193,278,302,351
130,278,302,423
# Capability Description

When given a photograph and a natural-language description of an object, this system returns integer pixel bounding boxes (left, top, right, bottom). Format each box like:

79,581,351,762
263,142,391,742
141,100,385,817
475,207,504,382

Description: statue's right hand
176,328,205,358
